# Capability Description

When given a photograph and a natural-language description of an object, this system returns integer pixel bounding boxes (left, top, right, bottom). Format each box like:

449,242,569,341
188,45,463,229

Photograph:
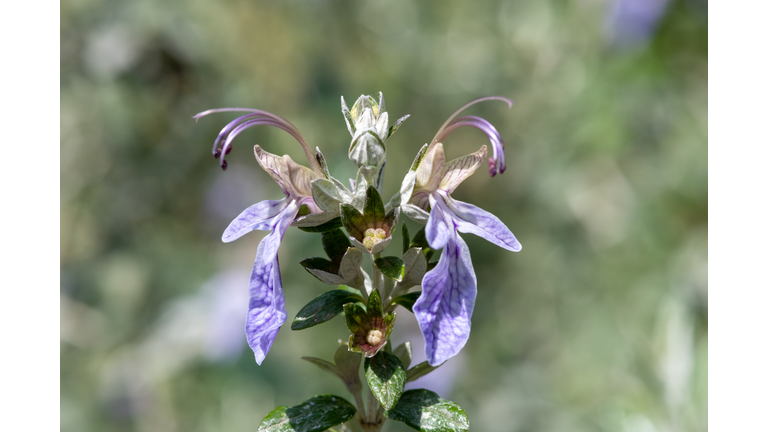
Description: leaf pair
363,349,468,432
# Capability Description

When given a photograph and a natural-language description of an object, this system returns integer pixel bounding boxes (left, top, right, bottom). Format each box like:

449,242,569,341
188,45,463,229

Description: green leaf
393,341,413,370
374,256,405,281
405,361,440,382
322,229,353,263
364,351,406,410
340,204,365,240
257,395,357,432
292,290,363,330
385,389,469,432
363,185,386,225
402,224,411,254
343,302,368,335
390,292,421,313
300,257,336,275
297,217,344,233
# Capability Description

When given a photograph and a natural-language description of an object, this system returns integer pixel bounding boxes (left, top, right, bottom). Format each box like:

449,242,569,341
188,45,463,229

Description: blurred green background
60,0,707,430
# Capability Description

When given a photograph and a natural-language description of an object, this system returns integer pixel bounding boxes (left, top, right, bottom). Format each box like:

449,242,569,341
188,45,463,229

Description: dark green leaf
366,288,383,316
390,291,421,313
363,185,386,225
364,351,406,410
385,389,469,432
297,217,343,233
292,290,363,330
374,257,405,281
322,229,353,263
257,395,357,432
405,361,440,382
300,257,336,275
402,224,411,254
340,204,365,240
344,302,368,335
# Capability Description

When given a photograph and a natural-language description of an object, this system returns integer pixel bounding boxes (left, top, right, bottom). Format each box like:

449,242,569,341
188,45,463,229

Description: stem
371,253,383,296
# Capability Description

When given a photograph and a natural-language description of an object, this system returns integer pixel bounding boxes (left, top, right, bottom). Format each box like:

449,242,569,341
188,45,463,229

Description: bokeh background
60,0,707,430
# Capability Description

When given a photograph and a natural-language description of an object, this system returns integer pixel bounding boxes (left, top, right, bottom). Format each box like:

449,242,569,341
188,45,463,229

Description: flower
398,97,521,366
194,108,336,364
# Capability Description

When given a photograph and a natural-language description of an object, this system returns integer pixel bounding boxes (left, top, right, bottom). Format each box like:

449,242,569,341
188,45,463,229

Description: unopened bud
366,329,383,346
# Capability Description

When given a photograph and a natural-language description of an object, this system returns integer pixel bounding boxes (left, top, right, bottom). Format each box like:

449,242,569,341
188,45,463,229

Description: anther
221,160,228,171
214,149,221,159
225,146,232,155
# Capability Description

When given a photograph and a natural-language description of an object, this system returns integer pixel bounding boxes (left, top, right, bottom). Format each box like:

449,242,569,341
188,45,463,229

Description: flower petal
412,143,447,199
440,192,522,252
425,194,454,250
222,198,291,243
438,145,488,194
254,146,318,200
413,232,477,366
244,200,299,364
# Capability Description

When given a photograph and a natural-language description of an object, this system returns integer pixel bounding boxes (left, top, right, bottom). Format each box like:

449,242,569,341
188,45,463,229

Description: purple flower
399,97,521,366
195,108,334,364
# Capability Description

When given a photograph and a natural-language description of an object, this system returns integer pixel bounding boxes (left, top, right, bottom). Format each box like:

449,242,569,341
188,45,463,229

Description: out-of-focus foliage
61,0,707,430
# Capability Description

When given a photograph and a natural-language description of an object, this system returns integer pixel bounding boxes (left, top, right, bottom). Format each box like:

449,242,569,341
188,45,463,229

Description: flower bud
342,92,409,169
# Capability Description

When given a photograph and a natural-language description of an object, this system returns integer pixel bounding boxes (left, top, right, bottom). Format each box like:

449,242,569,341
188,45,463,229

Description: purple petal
425,194,454,250
222,198,291,243
244,200,299,364
440,192,521,252
413,232,477,366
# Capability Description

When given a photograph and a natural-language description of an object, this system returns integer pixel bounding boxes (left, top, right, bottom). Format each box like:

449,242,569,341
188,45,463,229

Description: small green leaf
340,204,365,240
385,389,469,432
393,341,413,370
343,302,368,335
364,351,406,410
297,217,344,233
257,395,357,432
292,290,363,330
402,224,411,254
363,185,386,225
366,287,383,315
405,361,440,382
390,292,421,313
322,229,353,263
374,257,405,281
300,257,336,275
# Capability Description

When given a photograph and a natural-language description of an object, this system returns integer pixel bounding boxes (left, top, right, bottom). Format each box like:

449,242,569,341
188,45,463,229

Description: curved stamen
219,118,307,170
194,108,323,175
429,96,513,148
433,115,506,176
